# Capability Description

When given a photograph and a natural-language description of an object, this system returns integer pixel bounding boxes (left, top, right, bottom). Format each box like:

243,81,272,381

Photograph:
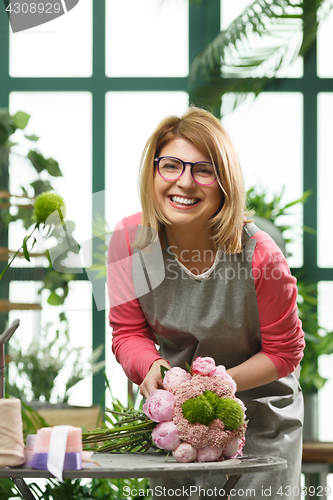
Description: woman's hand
139,359,171,399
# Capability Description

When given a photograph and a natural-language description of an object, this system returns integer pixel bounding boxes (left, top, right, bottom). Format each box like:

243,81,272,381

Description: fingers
139,359,170,399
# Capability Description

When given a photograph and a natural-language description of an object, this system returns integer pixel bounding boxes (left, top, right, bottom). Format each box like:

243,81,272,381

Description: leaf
188,0,333,114
25,134,39,141
160,365,170,379
27,150,49,173
45,157,63,177
22,236,31,261
47,290,63,306
185,361,192,374
12,110,30,130
30,179,53,195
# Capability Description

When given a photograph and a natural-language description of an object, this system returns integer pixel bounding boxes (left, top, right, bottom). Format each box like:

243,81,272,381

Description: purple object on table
29,452,82,471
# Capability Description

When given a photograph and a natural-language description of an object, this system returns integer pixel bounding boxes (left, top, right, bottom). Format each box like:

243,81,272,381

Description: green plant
7,324,105,403
189,0,333,113
246,186,333,394
0,477,152,500
0,191,65,281
0,107,80,310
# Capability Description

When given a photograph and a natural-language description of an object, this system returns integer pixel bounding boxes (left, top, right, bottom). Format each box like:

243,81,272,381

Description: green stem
82,420,154,440
0,225,37,281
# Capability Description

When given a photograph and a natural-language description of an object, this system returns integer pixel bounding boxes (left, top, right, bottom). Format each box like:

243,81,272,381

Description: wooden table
302,441,333,497
0,453,287,500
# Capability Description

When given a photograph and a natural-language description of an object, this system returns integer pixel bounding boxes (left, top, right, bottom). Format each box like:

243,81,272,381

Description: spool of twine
0,398,25,467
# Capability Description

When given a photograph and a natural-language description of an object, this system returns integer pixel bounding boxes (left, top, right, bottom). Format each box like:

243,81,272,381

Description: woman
108,107,304,499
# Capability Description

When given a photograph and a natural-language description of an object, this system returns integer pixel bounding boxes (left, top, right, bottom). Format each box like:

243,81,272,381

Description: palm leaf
189,0,333,113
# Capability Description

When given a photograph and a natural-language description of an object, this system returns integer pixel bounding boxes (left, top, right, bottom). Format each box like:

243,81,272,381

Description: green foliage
7,324,104,403
0,477,152,500
246,186,333,394
0,479,21,500
296,281,333,393
189,0,333,113
0,108,63,210
20,400,49,439
246,186,313,244
82,373,155,453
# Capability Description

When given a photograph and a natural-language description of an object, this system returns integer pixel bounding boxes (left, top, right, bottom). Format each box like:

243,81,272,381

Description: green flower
182,391,220,426
215,398,244,430
182,391,244,430
33,192,65,226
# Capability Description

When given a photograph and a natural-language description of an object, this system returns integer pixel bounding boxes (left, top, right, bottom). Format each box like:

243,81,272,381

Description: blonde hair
138,106,249,255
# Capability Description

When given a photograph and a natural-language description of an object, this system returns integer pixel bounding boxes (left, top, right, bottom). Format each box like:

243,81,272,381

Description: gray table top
0,453,287,480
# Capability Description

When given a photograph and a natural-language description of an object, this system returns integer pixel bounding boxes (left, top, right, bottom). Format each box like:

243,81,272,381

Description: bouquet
82,357,247,463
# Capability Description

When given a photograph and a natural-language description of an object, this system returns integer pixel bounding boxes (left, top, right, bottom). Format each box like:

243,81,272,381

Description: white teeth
171,196,198,206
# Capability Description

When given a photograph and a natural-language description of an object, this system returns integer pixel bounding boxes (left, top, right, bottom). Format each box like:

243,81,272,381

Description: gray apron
134,223,303,500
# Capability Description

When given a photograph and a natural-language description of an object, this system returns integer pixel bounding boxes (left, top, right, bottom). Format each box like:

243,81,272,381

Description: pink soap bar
34,427,82,453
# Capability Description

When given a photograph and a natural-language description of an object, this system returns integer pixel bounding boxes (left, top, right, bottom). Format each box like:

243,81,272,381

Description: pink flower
191,357,216,376
142,389,175,422
152,421,181,450
197,446,223,463
163,367,192,392
172,443,197,463
214,365,237,395
222,438,240,458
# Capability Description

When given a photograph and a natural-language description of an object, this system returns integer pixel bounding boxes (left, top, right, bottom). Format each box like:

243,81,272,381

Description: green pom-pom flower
215,398,244,430
182,391,220,426
33,192,65,226
182,392,244,429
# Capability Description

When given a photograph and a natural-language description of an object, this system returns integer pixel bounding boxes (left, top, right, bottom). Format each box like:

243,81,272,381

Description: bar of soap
34,427,82,453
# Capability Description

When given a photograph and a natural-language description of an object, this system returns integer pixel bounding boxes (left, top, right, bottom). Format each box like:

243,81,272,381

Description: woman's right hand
139,359,171,399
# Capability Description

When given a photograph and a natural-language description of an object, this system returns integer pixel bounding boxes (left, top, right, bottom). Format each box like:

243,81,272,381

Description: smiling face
153,137,223,231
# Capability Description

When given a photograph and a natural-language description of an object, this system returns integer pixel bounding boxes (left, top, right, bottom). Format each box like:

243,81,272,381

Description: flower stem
0,225,37,281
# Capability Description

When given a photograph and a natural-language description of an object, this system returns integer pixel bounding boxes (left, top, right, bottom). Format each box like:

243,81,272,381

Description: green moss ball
182,391,219,426
215,398,244,430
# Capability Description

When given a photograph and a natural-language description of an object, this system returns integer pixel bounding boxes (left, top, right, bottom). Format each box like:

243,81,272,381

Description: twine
0,398,25,467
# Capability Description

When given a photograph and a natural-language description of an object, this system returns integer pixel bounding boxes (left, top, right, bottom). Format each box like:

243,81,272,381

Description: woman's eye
162,163,181,170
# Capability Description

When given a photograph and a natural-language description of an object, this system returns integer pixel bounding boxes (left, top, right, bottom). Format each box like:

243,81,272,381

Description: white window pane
8,281,93,406
105,91,189,230
9,92,92,247
106,0,188,77
222,92,303,268
318,93,333,268
9,0,92,77
317,9,333,78
220,0,303,78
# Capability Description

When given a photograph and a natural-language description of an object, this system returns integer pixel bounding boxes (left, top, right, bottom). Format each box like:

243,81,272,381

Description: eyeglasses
154,156,217,186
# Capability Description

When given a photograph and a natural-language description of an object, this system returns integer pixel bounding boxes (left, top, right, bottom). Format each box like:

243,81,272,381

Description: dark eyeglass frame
154,156,217,186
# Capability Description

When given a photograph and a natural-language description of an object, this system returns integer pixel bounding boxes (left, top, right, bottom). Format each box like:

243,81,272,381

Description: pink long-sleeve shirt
108,213,305,385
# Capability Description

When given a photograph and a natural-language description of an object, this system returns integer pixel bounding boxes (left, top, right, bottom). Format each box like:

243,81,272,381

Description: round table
0,452,287,500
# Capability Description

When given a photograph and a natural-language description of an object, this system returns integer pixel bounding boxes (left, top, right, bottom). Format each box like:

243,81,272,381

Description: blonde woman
108,107,304,500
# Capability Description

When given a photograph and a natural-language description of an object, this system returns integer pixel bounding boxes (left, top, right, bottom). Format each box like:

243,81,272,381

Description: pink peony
197,446,223,463
191,357,216,376
235,398,247,417
214,365,237,395
152,421,181,450
142,389,175,422
222,438,240,458
172,443,197,463
163,367,192,392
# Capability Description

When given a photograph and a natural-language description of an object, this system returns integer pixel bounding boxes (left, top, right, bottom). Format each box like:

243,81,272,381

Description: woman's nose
176,165,196,189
